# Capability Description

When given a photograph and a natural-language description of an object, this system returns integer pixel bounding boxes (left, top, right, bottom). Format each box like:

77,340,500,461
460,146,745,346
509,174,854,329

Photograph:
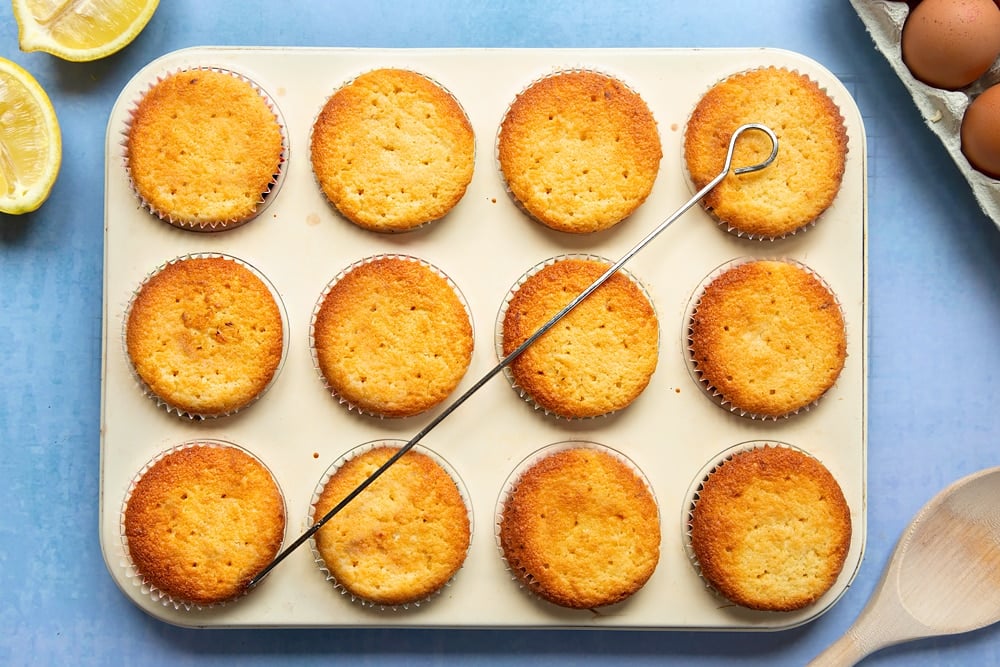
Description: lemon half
0,57,62,215
14,0,160,63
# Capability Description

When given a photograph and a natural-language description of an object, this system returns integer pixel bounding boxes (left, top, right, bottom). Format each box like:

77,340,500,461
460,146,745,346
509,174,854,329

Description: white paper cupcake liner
307,439,474,611
494,253,659,420
120,252,289,420
682,256,848,421
308,253,474,418
680,66,849,241
119,438,287,611
121,65,288,232
494,440,660,608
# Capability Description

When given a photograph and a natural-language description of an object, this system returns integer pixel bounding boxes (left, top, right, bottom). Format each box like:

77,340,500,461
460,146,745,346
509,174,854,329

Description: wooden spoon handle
807,569,918,666
806,629,870,667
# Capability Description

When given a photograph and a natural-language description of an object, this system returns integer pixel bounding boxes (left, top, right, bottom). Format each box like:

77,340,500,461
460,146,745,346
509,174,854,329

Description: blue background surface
1,1,997,665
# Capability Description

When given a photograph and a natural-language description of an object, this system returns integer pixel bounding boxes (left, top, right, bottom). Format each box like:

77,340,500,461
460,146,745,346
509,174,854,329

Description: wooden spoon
809,466,1000,665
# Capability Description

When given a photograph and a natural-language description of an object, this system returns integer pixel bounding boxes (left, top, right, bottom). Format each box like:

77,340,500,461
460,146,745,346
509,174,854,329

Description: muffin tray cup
850,0,1000,228
120,251,291,420
308,253,475,418
682,256,848,421
307,439,474,610
494,252,658,420
119,438,288,611
100,47,867,630
122,66,290,232
494,439,661,609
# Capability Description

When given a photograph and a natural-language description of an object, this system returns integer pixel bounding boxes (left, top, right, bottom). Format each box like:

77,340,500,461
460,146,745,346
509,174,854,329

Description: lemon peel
14,0,160,63
0,57,62,215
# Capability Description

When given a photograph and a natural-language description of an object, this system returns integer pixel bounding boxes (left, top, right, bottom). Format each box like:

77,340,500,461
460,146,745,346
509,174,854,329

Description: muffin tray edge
100,46,868,630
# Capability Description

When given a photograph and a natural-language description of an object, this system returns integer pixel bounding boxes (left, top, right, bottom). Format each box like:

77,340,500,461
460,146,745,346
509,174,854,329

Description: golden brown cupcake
311,256,473,418
683,67,848,239
498,445,661,609
688,445,852,612
125,255,285,418
123,442,286,607
497,70,662,233
501,257,658,418
310,68,475,232
312,444,471,606
125,68,284,230
688,259,846,419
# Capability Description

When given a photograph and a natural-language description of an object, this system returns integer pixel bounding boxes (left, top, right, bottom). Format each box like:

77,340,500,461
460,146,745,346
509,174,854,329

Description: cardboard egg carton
850,0,1000,226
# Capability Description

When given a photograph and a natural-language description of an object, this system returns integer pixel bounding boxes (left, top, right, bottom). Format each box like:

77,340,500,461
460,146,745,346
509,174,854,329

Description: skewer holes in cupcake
123,254,286,419
310,441,472,608
123,67,286,231
310,68,476,233
496,442,661,610
498,256,659,419
686,443,852,612
683,66,848,240
686,258,847,420
311,255,474,418
121,440,286,609
497,69,662,234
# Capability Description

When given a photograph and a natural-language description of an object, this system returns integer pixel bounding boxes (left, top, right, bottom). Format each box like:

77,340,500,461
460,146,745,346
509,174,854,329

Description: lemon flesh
0,57,62,215
14,0,160,62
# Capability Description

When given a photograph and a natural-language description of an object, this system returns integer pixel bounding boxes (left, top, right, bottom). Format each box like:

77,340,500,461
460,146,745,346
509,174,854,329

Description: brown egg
961,83,1000,178
901,0,1000,90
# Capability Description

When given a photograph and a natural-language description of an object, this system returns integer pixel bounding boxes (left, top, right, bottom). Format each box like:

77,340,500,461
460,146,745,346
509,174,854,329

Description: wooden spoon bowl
809,466,1000,665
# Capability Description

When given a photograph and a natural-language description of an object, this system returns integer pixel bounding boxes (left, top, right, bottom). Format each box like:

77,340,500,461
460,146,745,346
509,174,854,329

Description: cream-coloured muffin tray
100,47,867,630
850,0,1000,228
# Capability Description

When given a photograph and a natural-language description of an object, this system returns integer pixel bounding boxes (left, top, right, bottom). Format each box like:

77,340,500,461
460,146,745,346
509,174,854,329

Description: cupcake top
501,257,659,418
498,445,661,609
123,442,286,607
125,255,285,418
688,259,846,419
683,67,847,239
312,256,473,418
125,68,284,230
310,68,476,232
497,70,662,233
312,445,471,606
688,445,852,612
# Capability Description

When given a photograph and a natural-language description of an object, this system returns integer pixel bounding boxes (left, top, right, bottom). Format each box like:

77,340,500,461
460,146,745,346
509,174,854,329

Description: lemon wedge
0,57,62,215
13,0,160,62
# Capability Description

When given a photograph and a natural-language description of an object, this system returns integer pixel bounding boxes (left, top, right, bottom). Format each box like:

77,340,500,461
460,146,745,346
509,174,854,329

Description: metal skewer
247,122,778,590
